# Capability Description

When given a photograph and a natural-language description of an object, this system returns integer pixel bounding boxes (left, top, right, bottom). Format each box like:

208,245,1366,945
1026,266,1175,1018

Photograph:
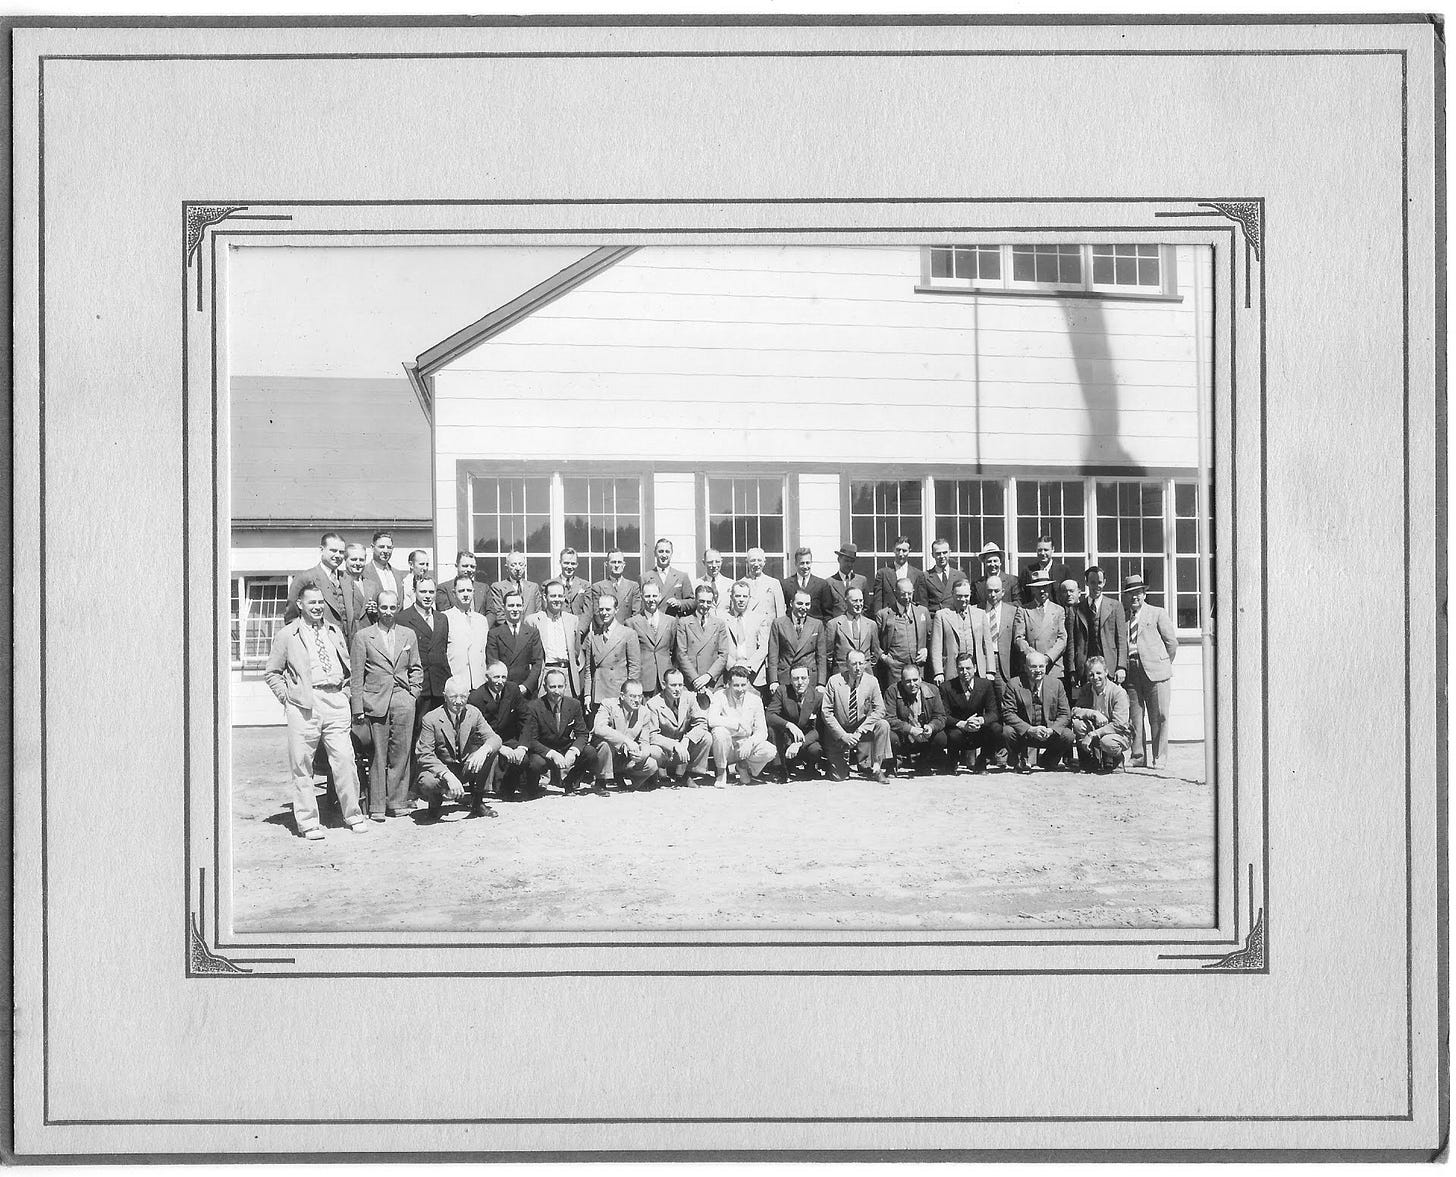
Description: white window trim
920,244,1177,299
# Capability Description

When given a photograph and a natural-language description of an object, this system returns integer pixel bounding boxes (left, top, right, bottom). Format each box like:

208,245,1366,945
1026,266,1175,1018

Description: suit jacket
941,674,1002,726
466,682,527,743
876,603,933,677
824,570,871,619
1080,594,1130,676
397,604,451,697
1127,602,1178,682
558,575,593,619
628,612,679,694
521,695,590,756
647,691,708,744
360,561,405,608
1064,602,1092,687
1021,561,1077,594
779,573,836,620
348,623,422,719
872,563,927,614
526,609,585,697
639,566,696,616
985,601,1018,681
767,615,829,690
742,573,786,619
592,699,659,749
485,578,543,626
673,612,730,687
415,703,499,781
484,621,546,694
825,613,881,676
1073,680,1132,739
821,671,887,741
722,607,771,686
343,575,374,638
766,685,823,736
443,607,492,689
1013,601,1068,678
586,576,641,623
695,573,736,617
283,562,358,633
263,618,351,710
584,620,641,702
930,606,992,681
972,572,1022,610
1001,677,1073,737
888,680,947,738
922,566,969,615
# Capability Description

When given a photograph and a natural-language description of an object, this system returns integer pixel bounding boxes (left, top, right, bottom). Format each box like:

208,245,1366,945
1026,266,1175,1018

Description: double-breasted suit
484,620,546,695
1013,601,1068,679
921,566,969,615
584,620,641,707
767,614,829,692
826,613,881,676
628,611,679,694
674,612,730,693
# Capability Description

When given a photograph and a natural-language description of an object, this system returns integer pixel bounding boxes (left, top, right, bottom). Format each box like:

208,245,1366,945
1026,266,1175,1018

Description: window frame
697,471,798,581
233,574,291,671
918,243,1179,301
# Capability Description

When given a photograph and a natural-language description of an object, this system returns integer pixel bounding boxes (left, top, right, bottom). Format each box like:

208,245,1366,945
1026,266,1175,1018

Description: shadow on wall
1062,298,1140,472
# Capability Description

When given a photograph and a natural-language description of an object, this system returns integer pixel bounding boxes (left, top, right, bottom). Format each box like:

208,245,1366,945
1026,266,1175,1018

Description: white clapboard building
408,243,1214,740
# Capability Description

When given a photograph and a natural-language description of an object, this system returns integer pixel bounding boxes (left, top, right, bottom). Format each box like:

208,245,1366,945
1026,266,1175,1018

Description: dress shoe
369,812,387,823
871,766,888,783
300,827,325,841
347,820,370,834
468,803,499,819
1131,756,1148,768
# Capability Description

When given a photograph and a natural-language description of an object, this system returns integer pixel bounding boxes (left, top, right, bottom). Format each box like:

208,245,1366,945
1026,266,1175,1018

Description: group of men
262,529,1179,839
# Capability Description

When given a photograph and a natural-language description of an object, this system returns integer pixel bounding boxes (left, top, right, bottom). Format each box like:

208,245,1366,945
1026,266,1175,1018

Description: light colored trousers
365,690,417,815
286,688,361,832
1125,665,1172,763
654,729,712,776
596,740,660,784
824,717,892,775
710,729,776,778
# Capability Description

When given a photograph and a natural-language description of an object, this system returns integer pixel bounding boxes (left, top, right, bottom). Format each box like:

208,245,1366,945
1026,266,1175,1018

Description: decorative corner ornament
1198,200,1262,262
185,204,248,265
1203,908,1265,971
189,914,250,975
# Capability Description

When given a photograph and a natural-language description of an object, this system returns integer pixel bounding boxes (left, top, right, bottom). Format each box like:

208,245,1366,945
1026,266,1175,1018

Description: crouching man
1070,655,1132,773
707,665,777,787
415,675,502,820
1001,652,1074,773
647,666,712,784
593,678,661,791
521,668,602,795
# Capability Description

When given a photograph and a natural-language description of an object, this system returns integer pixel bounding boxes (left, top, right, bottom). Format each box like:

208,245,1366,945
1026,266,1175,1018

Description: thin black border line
38,1112,1415,1126
209,226,1226,236
1401,48,1414,1120
9,13,1444,26
1433,22,1448,1155
36,51,48,1130
204,219,1242,962
38,49,1410,61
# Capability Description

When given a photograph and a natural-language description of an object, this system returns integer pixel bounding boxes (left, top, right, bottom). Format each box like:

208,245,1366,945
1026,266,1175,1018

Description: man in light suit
742,547,786,620
674,584,730,704
647,667,712,784
264,584,365,839
592,678,661,790
721,579,771,692
1071,655,1133,773
349,590,422,820
360,530,404,616
483,587,545,696
283,531,355,633
767,589,829,694
1013,570,1067,681
444,575,491,690
1001,651,1074,773
640,537,695,618
982,574,1018,685
629,582,679,696
876,576,933,688
707,665,777,787
779,546,836,621
971,542,1022,611
486,549,543,626
871,535,927,614
922,538,969,615
1122,573,1178,769
1080,565,1130,684
584,593,641,715
826,585,881,676
825,542,871,619
930,579,991,684
529,579,585,700
821,649,891,782
556,547,593,620
415,676,502,820
695,548,736,617
588,548,640,624
398,577,451,769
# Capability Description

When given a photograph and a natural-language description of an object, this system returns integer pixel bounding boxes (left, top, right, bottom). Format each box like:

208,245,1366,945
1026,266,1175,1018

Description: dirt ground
230,726,1212,933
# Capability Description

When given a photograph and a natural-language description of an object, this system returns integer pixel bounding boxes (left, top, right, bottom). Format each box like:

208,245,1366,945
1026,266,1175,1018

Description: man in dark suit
941,651,1007,773
1061,577,1092,692
824,542,871,619
971,542,1022,611
342,544,376,639
587,548,640,624
415,677,502,820
348,590,422,820
398,577,451,766
779,546,835,620
467,660,529,797
556,547,593,620
871,536,927,614
1019,535,1075,592
922,538,969,615
765,664,823,781
360,530,405,617
982,574,1018,685
1080,565,1130,684
486,549,543,626
283,531,355,631
520,668,601,794
639,538,696,618
673,583,730,703
629,581,679,695
483,587,545,696
767,589,829,694
1001,652,1074,772
887,665,947,776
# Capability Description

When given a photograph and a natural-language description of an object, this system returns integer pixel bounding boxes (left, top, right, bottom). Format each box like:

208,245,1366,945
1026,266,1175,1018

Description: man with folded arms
467,660,529,799
930,578,991,686
707,665,777,787
647,667,713,785
941,650,1007,774
593,678,662,791
821,648,892,783
349,589,422,821
766,664,824,782
520,668,601,795
415,675,502,821
826,585,881,677
528,579,585,701
1071,655,1133,773
1001,652,1074,773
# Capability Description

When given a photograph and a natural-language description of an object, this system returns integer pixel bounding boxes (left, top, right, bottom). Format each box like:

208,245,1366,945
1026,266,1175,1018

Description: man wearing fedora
1121,572,1178,769
826,542,872,618
971,542,1022,611
1013,569,1067,681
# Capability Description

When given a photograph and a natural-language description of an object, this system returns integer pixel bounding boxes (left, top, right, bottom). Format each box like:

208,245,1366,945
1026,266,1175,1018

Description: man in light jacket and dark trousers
1121,572,1178,769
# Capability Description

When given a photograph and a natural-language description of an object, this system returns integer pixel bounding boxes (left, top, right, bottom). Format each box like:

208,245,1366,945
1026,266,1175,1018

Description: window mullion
550,472,565,570
1005,475,1018,568
1085,475,1098,566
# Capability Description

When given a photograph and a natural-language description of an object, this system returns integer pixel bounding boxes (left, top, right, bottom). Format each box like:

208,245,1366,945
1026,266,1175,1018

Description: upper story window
922,244,1174,298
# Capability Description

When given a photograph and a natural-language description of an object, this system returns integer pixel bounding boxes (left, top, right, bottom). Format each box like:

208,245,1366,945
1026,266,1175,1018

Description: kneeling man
415,675,503,820
1001,652,1074,773
888,664,947,776
707,665,777,787
1071,655,1132,773
940,651,1007,773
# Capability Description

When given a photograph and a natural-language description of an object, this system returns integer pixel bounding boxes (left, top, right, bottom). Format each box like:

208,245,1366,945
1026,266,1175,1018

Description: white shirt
533,611,574,663
373,562,397,596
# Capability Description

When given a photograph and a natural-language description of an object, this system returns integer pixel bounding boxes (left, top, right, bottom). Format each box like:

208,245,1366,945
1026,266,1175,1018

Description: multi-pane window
1091,244,1162,290
933,479,1005,565
707,475,787,579
1011,244,1084,287
231,576,290,669
1173,482,1202,629
230,578,242,666
1016,480,1086,576
1095,480,1167,607
928,245,1001,283
563,475,642,582
849,479,924,564
922,244,1171,297
470,475,553,584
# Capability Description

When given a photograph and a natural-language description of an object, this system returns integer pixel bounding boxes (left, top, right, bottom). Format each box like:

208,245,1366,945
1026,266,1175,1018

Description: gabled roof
404,245,637,418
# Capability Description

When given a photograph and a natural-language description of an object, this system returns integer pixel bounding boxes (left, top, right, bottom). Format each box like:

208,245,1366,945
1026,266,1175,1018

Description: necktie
1032,689,1044,727
989,611,999,643
847,679,859,728
795,621,802,639
313,625,330,666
